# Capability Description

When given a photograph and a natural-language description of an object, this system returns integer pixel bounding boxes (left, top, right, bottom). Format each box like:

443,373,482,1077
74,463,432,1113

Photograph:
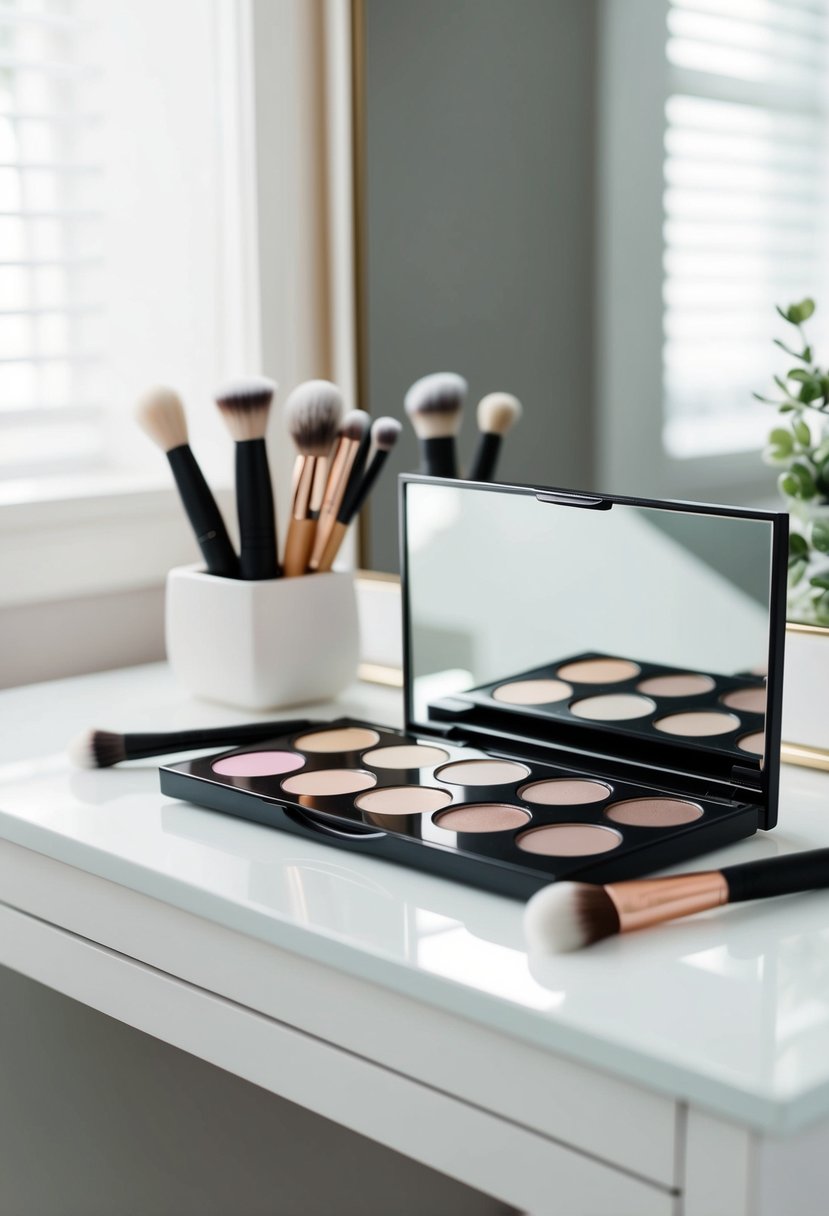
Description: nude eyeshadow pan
294,727,381,753
519,778,611,806
436,759,530,785
363,744,449,769
654,711,740,737
571,693,655,721
517,823,622,856
492,678,572,705
721,687,766,714
434,804,530,833
282,769,377,796
637,673,715,697
605,798,703,827
557,658,640,683
356,786,452,817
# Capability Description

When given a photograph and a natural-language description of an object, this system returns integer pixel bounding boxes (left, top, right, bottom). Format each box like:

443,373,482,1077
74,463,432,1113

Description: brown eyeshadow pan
434,804,530,833
516,823,622,856
519,778,611,806
605,797,703,827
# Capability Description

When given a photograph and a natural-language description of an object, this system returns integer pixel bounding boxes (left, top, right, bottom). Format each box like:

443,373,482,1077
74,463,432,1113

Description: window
0,0,104,478
663,0,829,459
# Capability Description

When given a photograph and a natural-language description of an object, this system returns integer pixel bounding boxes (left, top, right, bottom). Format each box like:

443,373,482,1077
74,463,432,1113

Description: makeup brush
524,849,829,953
135,387,239,579
404,372,467,478
309,409,370,571
283,379,344,576
69,718,314,768
215,376,279,580
316,416,402,572
468,392,522,483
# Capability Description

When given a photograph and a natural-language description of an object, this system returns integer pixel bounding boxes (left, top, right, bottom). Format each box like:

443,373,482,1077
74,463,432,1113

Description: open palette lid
400,477,787,829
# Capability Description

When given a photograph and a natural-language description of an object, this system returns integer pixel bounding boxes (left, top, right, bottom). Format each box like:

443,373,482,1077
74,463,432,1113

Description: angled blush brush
404,372,466,478
316,416,402,572
525,848,829,953
283,379,343,576
468,392,522,482
136,387,240,578
69,718,314,768
215,376,279,580
309,408,370,571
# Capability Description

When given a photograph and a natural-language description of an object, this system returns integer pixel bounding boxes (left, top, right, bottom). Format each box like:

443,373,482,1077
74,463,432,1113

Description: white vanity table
2,662,829,1216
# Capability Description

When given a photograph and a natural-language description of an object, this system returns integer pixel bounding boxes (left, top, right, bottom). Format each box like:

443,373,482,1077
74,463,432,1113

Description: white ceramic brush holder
165,565,359,710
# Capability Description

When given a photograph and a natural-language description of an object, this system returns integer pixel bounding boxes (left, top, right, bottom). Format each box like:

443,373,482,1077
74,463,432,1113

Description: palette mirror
402,478,779,795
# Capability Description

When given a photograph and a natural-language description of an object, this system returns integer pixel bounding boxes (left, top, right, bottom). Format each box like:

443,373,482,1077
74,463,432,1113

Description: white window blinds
0,0,104,479
663,0,829,459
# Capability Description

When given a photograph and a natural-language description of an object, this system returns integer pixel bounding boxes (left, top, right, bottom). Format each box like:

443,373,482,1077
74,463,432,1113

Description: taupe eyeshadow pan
516,823,622,856
605,797,703,827
519,778,611,806
434,804,530,833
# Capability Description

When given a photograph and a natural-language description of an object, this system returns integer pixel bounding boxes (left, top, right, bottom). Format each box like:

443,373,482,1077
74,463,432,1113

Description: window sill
0,476,237,609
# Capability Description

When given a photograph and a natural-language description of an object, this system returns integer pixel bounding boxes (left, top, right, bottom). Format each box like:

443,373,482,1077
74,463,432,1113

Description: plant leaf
789,557,808,586
789,368,811,382
812,520,829,552
793,418,811,445
790,532,809,557
810,574,829,590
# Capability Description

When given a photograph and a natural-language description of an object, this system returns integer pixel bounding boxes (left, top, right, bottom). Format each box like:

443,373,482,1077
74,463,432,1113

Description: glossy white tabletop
1,662,829,1135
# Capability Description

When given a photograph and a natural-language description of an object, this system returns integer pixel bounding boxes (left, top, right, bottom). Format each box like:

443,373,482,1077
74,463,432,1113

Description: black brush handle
420,436,457,478
722,849,829,903
236,438,279,579
340,449,391,524
124,718,313,761
166,446,239,578
468,432,501,482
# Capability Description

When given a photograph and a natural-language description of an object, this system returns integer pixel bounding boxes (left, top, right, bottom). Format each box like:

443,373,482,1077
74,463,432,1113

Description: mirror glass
404,481,774,775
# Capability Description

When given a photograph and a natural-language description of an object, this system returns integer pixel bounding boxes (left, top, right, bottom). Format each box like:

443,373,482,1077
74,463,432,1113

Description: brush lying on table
524,849,829,952
69,720,314,768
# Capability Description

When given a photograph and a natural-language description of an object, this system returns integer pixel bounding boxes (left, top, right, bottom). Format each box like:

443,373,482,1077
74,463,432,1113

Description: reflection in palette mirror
404,480,773,769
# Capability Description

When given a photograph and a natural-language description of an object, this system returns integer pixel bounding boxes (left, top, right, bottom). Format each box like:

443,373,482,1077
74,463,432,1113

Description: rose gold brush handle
315,519,348,573
605,872,729,933
310,439,355,570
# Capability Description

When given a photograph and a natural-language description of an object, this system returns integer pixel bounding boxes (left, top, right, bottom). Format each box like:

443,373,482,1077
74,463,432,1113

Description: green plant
755,299,829,624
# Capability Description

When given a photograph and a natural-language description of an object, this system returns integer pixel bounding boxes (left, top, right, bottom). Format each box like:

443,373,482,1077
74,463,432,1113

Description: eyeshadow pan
519,778,611,806
517,823,622,856
294,727,381,753
605,797,703,827
282,769,377,796
557,658,640,684
570,693,655,721
721,687,766,714
212,751,305,778
636,673,715,697
434,804,530,833
654,710,739,737
436,759,531,786
362,744,449,769
738,730,765,756
492,678,572,705
355,786,452,817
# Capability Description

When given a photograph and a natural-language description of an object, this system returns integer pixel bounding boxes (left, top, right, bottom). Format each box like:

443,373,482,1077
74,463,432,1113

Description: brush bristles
68,729,126,769
477,392,522,437
285,379,344,455
215,376,277,442
404,372,467,439
135,386,188,452
524,882,620,953
371,416,402,451
340,409,371,442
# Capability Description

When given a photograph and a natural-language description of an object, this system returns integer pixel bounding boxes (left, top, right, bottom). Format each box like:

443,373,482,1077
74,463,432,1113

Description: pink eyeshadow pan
212,751,305,778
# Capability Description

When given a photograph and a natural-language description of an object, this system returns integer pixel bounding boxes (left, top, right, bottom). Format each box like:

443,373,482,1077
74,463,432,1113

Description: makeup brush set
136,377,401,579
403,373,522,481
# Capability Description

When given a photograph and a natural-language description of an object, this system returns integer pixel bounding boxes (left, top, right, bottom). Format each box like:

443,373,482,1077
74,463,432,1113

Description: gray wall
362,0,598,571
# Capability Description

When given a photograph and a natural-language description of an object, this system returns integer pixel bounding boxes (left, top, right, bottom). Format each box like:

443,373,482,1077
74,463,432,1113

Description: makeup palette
161,477,787,900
